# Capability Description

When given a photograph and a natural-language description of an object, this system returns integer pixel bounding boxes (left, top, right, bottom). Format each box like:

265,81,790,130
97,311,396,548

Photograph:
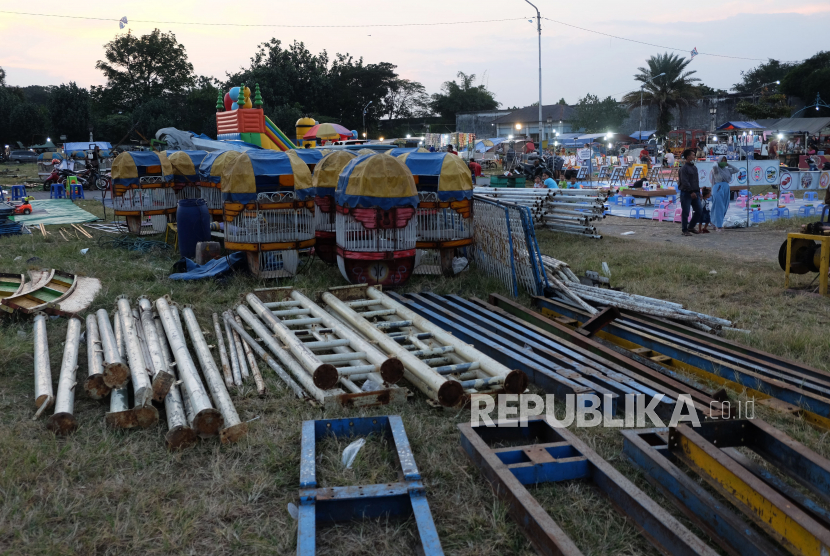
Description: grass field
0,191,829,555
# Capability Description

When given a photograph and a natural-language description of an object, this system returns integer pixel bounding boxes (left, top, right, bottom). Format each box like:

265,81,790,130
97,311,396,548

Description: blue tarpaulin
170,251,246,280
291,148,324,166
63,141,112,152
629,130,657,140
716,121,764,130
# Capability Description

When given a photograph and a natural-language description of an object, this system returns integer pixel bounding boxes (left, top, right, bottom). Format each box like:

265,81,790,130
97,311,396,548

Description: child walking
698,188,712,234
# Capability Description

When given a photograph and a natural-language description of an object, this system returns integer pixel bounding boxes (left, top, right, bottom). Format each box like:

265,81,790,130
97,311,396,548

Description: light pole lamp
524,0,542,145
362,101,372,139
639,72,665,143
752,80,780,104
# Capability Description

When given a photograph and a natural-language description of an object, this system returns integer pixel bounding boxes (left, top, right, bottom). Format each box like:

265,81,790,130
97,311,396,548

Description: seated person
542,170,558,189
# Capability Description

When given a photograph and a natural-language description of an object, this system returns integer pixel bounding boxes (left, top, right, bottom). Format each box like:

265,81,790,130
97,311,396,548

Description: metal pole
115,296,152,407
212,313,234,389
155,297,223,438
224,315,243,386
223,312,305,400
96,307,129,388
639,85,643,145
84,313,110,399
235,314,266,396
235,304,328,404
33,312,54,417
182,307,247,444
47,317,82,434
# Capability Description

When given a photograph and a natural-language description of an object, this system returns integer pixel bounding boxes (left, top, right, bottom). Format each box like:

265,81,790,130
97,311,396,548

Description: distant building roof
493,104,577,124
716,121,764,130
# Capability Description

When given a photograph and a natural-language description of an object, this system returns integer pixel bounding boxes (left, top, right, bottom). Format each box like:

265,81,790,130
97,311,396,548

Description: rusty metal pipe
96,308,129,388
46,317,81,434
155,297,223,438
235,304,327,403
115,297,152,407
32,312,54,417
223,315,243,386
84,313,110,399
223,313,304,399
235,314,265,396
212,313,234,389
182,307,246,443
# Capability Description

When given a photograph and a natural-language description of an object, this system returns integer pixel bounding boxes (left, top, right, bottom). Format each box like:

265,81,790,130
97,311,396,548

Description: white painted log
33,312,54,417
47,317,82,434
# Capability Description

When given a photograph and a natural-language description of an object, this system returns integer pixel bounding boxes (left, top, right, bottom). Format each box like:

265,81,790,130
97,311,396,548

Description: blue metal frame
297,416,443,555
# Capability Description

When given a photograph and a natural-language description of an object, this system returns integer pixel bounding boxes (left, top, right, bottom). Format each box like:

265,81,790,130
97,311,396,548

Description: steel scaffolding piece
297,416,444,555
240,289,408,409
320,284,528,408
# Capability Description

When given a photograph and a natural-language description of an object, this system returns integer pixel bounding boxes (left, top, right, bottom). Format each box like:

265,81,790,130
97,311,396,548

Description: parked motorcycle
42,168,90,191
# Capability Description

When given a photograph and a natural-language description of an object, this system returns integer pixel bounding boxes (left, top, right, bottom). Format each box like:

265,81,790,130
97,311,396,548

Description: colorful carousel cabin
310,150,357,265
335,153,419,287
399,152,474,275
221,150,315,278
198,151,243,220
167,150,208,201
111,151,175,235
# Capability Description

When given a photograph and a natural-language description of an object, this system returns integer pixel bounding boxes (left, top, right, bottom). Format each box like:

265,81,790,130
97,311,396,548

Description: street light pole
524,0,542,146
638,72,665,143
362,101,372,139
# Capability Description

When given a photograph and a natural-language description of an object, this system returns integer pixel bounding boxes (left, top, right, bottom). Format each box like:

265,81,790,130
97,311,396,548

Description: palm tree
622,53,702,137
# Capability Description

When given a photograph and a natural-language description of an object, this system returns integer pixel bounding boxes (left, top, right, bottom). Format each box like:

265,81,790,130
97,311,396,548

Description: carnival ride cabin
310,150,357,265
398,152,474,276
221,150,315,278
198,151,243,220
111,151,175,235
167,150,208,201
335,153,419,287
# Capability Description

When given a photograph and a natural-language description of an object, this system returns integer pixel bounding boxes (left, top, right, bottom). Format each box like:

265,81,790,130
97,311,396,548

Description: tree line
0,29,499,146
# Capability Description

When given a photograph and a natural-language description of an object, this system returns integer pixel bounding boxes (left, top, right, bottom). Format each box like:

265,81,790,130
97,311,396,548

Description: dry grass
0,198,829,555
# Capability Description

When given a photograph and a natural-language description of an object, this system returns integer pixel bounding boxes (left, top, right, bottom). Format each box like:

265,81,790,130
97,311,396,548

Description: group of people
678,149,736,236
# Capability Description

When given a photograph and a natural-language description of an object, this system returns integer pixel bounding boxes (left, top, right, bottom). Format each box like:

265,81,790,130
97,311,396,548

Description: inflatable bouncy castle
399,152,474,275
215,84,298,152
221,150,315,278
335,153,419,287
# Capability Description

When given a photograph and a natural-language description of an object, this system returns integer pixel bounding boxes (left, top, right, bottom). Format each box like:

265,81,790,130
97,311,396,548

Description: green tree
736,93,792,119
93,29,195,112
733,59,793,95
48,83,93,141
557,97,567,105
8,103,48,144
780,51,830,117
572,94,627,133
383,79,431,119
621,52,701,137
182,76,221,136
429,72,499,119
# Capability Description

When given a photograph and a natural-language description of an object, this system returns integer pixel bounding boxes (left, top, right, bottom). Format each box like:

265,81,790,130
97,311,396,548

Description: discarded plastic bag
342,438,366,469
452,256,469,274
287,502,298,520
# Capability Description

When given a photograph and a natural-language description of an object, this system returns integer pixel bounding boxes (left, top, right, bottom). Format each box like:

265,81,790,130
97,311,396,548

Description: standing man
678,149,702,237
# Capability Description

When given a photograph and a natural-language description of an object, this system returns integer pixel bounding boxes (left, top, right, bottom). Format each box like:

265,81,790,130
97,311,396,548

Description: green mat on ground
10,199,99,226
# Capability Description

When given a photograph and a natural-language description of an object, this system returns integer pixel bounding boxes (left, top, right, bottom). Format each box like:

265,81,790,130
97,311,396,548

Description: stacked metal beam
474,187,606,238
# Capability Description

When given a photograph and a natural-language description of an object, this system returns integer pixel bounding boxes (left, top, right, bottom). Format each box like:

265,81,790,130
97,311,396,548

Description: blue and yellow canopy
69,150,87,160
398,152,473,201
199,151,243,186
291,148,324,170
168,150,209,185
309,150,357,200
221,150,312,203
111,151,173,186
37,152,63,162
336,153,418,210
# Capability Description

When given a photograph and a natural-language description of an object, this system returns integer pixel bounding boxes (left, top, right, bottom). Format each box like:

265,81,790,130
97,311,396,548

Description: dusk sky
1,1,828,108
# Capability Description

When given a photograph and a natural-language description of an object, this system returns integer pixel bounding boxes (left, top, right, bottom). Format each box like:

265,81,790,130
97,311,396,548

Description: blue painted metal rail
297,416,443,555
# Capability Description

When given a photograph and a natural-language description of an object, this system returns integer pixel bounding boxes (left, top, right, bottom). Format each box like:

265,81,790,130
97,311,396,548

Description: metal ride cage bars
111,151,176,236
310,150,357,265
297,416,443,555
167,150,208,203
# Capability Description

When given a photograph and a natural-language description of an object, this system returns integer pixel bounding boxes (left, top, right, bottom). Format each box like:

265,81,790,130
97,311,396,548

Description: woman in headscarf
710,156,738,231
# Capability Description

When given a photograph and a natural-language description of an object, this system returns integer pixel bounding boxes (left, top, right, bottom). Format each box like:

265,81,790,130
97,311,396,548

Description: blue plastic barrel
176,198,211,259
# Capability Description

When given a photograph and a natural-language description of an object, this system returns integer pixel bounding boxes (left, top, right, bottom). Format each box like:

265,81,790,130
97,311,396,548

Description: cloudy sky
1,0,828,108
